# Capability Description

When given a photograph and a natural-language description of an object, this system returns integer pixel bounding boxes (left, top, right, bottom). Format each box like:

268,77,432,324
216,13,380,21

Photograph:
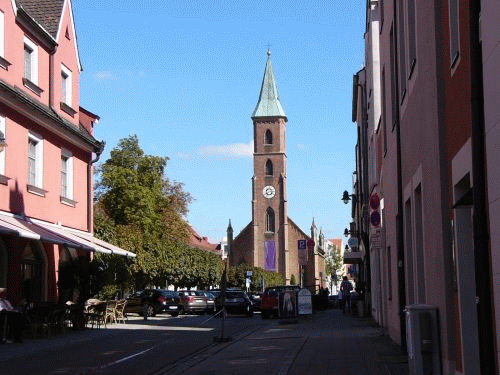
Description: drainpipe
87,141,104,233
469,1,495,373
392,1,407,351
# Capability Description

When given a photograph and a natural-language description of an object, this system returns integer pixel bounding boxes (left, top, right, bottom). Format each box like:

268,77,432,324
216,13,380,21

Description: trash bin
404,305,441,375
357,300,364,317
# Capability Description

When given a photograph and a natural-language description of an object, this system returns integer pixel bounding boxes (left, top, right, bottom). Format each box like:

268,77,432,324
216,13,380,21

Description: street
0,309,408,375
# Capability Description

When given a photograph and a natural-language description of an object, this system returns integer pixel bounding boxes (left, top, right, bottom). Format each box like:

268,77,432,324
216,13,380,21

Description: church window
265,159,273,176
265,129,273,144
266,207,275,233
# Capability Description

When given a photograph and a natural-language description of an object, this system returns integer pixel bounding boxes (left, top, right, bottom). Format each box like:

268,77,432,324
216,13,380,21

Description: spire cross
265,43,272,54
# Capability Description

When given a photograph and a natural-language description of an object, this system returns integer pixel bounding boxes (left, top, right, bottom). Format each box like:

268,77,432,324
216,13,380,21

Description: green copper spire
252,50,287,119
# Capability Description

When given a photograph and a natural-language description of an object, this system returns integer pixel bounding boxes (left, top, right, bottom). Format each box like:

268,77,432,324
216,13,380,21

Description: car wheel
147,304,156,317
170,312,179,317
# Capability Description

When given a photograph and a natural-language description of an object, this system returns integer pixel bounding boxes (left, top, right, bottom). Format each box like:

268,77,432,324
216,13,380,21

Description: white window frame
28,132,43,188
23,36,38,85
0,115,5,175
0,10,4,58
61,64,72,107
60,148,73,200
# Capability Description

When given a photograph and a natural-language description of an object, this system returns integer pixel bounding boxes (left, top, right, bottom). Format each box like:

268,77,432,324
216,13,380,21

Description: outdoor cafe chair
114,299,127,324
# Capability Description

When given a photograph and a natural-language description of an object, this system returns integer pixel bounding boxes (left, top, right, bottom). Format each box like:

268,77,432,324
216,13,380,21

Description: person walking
340,276,353,315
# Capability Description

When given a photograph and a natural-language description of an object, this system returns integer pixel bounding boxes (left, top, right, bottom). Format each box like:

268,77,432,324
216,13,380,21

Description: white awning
65,229,136,257
0,213,93,250
0,212,135,257
31,220,111,254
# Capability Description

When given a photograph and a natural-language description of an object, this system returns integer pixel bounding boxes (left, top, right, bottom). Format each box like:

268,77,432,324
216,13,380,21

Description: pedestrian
0,288,24,343
340,276,353,315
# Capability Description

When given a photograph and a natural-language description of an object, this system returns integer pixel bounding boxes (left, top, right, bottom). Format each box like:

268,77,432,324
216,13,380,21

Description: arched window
266,207,275,233
265,159,273,176
265,129,273,144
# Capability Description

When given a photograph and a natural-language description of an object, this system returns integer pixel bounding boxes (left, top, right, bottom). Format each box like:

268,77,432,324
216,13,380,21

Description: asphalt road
0,312,265,375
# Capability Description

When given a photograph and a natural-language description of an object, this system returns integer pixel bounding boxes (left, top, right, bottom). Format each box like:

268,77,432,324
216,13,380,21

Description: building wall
482,0,500,369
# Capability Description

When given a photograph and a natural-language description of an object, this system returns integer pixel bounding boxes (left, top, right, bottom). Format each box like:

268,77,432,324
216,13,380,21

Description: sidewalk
162,308,409,375
0,309,409,375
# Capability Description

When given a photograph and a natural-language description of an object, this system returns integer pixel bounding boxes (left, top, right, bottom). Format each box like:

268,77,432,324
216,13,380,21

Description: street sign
306,239,315,249
348,237,358,247
371,211,381,226
246,271,253,277
298,239,308,265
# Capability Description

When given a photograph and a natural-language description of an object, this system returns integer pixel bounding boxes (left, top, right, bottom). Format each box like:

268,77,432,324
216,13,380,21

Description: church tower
251,50,290,281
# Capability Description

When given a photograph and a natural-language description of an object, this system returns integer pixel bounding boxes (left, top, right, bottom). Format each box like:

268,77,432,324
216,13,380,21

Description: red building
0,0,134,305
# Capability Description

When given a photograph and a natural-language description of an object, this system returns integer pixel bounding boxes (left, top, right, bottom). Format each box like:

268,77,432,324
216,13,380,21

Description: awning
31,220,111,254
0,213,94,250
0,212,135,257
65,229,136,257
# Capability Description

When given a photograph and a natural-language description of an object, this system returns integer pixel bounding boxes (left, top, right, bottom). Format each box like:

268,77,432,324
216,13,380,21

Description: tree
94,135,194,289
325,245,344,294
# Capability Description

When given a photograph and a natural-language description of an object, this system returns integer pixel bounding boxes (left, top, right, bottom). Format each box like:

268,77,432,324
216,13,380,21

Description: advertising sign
298,289,312,315
278,287,298,319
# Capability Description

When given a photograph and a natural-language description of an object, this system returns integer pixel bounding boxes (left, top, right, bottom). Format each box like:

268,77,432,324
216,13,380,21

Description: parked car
247,292,262,311
199,291,216,313
215,290,253,317
178,290,208,314
260,285,300,319
125,289,181,317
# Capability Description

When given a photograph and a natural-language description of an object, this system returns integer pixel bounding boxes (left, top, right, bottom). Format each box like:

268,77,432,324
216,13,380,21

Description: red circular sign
370,193,380,210
306,239,315,249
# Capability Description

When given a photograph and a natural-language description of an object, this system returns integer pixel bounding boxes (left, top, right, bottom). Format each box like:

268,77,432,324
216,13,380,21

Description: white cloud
178,141,253,159
93,71,115,80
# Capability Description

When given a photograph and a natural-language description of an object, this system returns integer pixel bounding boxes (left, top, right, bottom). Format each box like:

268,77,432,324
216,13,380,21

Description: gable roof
16,0,64,38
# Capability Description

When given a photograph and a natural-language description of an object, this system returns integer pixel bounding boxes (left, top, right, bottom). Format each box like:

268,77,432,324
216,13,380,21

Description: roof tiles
16,0,65,38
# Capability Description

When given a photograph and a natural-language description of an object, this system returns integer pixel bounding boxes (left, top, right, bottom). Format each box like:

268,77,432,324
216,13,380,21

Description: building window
265,159,273,176
265,129,273,144
61,64,72,107
398,1,407,101
266,207,275,233
449,0,460,66
23,37,38,85
28,133,43,189
407,0,417,77
0,10,4,58
60,150,73,200
0,115,5,176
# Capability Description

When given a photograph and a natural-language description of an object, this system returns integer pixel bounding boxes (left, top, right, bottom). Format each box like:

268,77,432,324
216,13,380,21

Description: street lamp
0,130,7,152
344,228,349,237
342,190,356,205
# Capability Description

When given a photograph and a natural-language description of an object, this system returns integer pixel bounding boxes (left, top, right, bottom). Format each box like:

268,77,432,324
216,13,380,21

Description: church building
229,51,326,291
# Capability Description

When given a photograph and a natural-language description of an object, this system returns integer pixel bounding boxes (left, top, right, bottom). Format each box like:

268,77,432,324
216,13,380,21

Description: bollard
143,303,148,320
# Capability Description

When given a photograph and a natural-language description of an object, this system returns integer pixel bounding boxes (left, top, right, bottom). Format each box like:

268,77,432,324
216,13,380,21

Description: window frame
60,148,73,201
448,0,460,67
265,159,273,176
61,64,72,107
266,207,275,233
0,115,5,176
264,129,273,145
27,132,43,190
23,37,38,85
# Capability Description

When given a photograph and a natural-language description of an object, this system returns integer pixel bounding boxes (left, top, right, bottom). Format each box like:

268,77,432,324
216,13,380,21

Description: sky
72,0,366,245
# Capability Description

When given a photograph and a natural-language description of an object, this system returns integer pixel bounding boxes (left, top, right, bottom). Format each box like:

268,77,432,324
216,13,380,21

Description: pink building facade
355,0,499,373
0,0,133,306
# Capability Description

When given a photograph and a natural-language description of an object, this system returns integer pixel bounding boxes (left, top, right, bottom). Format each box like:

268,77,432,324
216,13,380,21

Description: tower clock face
263,185,276,199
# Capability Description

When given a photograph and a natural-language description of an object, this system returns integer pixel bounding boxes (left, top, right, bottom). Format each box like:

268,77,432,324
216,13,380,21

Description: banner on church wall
264,240,276,271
